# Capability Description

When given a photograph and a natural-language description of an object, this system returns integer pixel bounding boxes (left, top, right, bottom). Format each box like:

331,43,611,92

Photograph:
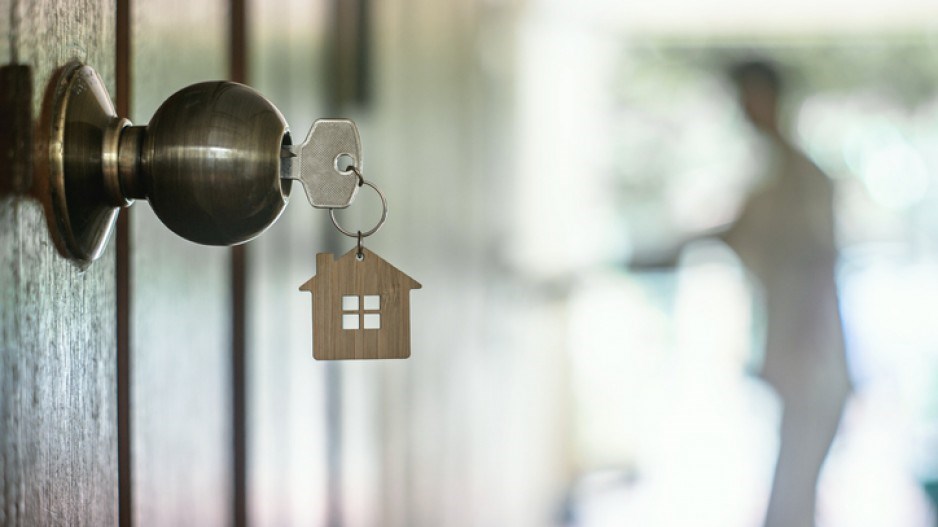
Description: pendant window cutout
341,294,381,330
364,313,381,329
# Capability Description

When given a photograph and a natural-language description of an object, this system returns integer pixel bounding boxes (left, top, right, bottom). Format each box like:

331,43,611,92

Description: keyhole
335,153,356,173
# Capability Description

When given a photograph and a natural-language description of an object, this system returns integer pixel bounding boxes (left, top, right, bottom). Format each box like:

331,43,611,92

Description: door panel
129,1,232,524
0,0,117,525
245,1,332,523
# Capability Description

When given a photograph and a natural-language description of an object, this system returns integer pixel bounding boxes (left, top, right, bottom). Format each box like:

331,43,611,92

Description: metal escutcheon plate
42,62,126,262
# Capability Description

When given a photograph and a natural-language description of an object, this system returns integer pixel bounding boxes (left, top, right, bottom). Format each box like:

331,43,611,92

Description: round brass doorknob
129,81,291,245
41,62,301,261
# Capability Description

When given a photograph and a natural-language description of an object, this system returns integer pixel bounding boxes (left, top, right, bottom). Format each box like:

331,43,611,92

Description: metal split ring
349,166,365,186
329,179,388,238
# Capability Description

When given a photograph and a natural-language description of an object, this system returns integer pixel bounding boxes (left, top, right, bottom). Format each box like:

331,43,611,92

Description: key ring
350,165,365,187
329,175,388,238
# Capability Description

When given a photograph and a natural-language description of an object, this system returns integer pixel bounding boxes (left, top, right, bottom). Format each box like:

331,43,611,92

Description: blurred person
724,59,851,527
632,59,852,527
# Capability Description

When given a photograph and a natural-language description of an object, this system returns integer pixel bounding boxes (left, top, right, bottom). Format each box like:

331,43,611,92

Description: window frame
341,294,381,330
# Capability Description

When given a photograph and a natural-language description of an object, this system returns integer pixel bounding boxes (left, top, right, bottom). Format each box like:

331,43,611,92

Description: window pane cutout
364,295,380,310
363,314,381,329
342,314,359,330
342,295,359,311
341,294,381,330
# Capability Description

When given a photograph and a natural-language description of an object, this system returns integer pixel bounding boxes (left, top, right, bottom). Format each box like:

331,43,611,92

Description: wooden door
1,1,243,525
0,1,118,525
0,1,380,524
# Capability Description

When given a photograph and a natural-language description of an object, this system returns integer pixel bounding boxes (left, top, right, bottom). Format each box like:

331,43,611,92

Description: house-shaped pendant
299,247,421,360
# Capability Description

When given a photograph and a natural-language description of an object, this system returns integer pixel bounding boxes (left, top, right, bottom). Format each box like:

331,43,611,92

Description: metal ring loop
349,166,365,187
329,179,388,238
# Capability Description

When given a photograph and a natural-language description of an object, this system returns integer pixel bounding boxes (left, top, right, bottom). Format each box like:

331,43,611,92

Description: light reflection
860,142,929,210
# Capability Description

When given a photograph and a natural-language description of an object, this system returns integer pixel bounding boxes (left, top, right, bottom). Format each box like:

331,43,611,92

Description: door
1,1,367,524
1,1,118,524
1,1,238,524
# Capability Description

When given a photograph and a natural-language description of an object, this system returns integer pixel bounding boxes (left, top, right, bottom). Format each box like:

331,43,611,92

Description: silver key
281,119,362,208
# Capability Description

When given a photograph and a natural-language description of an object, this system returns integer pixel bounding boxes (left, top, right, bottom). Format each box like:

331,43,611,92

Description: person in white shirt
723,59,851,527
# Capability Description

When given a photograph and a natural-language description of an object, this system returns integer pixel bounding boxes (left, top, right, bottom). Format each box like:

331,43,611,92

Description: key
281,119,362,208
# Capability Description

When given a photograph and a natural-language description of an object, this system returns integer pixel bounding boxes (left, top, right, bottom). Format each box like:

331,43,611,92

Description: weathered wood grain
0,1,117,525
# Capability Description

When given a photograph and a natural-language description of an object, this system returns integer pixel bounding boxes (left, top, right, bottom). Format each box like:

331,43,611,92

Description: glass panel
247,0,330,522
131,0,231,524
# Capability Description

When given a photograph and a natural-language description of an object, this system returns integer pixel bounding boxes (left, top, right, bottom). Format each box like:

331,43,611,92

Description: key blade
293,119,362,209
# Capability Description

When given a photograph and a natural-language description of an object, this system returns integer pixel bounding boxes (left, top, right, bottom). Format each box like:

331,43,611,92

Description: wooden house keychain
299,167,421,360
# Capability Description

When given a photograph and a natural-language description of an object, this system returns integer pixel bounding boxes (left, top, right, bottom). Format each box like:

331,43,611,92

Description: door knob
39,61,361,262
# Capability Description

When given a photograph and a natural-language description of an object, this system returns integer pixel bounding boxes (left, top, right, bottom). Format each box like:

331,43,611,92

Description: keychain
298,162,421,360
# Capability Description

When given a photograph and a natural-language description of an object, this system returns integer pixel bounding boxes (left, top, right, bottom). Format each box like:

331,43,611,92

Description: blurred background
134,0,938,525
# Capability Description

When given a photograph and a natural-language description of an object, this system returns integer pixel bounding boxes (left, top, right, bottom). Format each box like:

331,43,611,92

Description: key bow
282,119,362,209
